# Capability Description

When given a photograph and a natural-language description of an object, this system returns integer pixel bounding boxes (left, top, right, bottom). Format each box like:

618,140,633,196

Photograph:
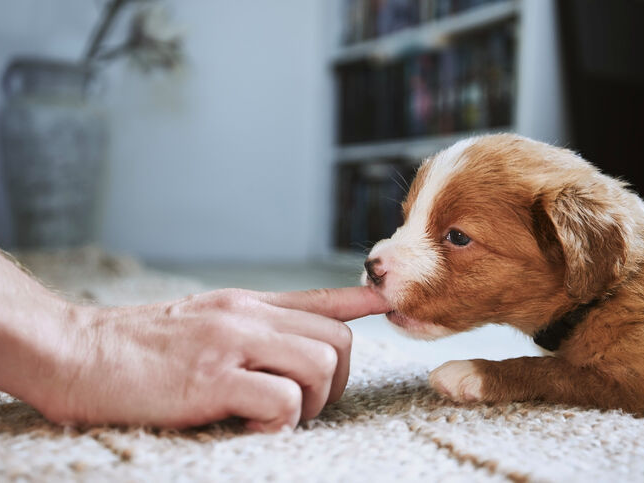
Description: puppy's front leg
430,357,628,410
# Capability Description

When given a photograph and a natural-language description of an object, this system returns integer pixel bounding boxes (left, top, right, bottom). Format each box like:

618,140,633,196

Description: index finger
258,286,391,322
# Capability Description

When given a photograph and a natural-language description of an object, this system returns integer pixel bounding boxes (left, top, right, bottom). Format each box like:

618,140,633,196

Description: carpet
1,247,643,482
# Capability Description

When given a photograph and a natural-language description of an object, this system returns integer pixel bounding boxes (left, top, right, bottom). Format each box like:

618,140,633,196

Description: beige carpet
1,248,643,482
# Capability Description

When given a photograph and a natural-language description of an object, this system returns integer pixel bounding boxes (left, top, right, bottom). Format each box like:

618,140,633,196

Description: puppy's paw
429,360,483,402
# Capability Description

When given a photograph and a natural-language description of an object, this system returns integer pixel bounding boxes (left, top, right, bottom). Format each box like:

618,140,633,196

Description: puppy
363,133,644,413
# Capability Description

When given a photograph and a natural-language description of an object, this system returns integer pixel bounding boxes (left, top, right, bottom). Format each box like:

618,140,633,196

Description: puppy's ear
531,187,627,302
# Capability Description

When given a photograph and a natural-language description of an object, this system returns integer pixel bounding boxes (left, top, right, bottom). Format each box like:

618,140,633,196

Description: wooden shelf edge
332,0,520,64
335,126,515,163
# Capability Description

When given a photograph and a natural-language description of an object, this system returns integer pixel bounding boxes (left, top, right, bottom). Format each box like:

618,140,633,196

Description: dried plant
83,0,184,72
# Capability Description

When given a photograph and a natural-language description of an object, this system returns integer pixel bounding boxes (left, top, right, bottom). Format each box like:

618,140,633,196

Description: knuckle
309,288,332,299
306,288,333,306
276,380,303,422
210,288,249,311
334,323,353,352
164,294,196,316
166,288,262,316
314,343,339,379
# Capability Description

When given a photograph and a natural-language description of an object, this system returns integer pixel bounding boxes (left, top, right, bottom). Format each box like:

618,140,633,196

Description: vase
0,57,107,248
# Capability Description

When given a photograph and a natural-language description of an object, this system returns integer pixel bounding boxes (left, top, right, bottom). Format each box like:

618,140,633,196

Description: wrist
0,289,93,417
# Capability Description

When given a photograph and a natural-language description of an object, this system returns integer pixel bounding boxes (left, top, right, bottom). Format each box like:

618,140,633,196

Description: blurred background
1,0,642,362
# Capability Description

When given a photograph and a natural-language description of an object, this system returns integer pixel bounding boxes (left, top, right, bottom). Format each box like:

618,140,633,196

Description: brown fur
368,133,644,413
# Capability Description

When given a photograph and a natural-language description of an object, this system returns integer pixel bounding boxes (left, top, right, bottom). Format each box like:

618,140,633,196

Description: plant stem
82,0,129,63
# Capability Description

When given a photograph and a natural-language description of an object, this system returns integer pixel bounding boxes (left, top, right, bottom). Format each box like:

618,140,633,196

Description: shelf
333,0,519,64
335,127,514,162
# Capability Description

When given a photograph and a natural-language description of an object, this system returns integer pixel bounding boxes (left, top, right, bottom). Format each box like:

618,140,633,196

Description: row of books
335,159,417,250
342,0,506,45
337,22,515,144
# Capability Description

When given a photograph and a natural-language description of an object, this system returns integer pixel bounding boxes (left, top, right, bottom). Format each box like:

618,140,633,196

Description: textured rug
1,247,643,482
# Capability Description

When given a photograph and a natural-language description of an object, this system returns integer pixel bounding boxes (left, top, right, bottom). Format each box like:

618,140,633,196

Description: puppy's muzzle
364,257,386,286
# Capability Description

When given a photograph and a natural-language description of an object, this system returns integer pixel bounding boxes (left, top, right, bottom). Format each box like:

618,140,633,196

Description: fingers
193,287,374,404
259,286,391,322
257,305,352,404
224,369,303,432
174,286,390,322
180,288,367,403
160,286,389,427
243,332,337,420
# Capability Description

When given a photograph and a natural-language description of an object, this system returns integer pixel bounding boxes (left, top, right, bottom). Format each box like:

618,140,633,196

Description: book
337,20,516,144
335,159,417,250
342,0,506,45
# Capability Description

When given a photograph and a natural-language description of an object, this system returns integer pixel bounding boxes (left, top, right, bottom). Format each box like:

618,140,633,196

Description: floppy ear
531,186,627,302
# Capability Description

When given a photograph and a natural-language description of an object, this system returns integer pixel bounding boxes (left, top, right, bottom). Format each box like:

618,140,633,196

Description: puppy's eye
445,229,471,246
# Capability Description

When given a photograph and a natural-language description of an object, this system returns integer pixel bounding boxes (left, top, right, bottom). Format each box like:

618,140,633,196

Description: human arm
0,252,389,431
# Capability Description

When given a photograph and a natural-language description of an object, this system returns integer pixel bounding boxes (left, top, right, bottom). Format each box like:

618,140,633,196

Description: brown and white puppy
363,133,644,413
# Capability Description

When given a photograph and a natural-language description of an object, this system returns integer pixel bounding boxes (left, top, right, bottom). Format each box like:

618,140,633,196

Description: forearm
0,250,387,429
0,251,82,407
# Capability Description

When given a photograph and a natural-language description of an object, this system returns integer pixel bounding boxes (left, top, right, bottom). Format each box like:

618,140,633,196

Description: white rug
1,247,643,482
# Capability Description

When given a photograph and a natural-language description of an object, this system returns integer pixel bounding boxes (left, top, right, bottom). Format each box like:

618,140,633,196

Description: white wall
0,0,569,259
515,0,570,145
0,0,331,262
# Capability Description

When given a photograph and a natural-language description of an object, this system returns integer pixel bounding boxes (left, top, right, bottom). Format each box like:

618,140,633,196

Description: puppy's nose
364,257,386,286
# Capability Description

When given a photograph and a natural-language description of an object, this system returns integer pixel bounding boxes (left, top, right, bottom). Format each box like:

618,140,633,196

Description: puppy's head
363,134,642,339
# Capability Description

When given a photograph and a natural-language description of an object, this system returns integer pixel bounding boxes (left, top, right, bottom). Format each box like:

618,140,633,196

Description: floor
4,251,634,482
150,261,542,369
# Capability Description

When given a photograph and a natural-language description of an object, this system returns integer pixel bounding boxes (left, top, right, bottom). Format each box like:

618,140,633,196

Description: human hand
26,286,389,431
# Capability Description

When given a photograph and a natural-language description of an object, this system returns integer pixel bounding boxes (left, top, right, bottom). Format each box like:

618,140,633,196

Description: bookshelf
336,127,508,162
333,0,519,64
328,0,568,260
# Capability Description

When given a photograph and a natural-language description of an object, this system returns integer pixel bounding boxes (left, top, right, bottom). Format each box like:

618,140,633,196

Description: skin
0,252,390,431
